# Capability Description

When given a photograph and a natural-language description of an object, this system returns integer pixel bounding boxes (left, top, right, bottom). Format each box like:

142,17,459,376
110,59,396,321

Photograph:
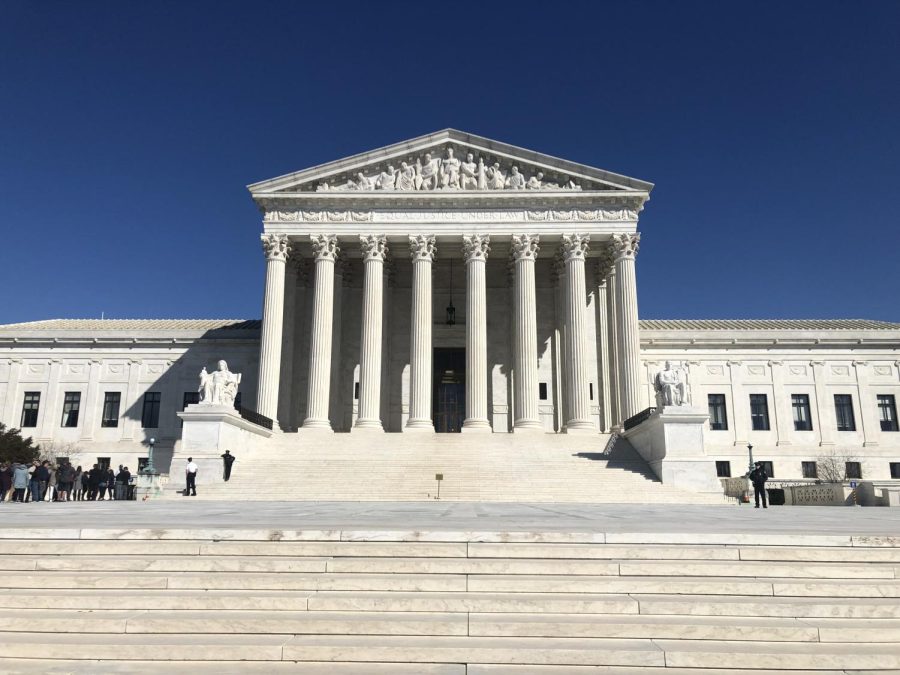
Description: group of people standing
0,461,133,503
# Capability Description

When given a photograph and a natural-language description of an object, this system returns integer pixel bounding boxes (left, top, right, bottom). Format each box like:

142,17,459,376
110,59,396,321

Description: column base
462,419,492,433
514,420,545,433
300,420,333,432
353,419,384,432
564,420,596,434
405,419,435,432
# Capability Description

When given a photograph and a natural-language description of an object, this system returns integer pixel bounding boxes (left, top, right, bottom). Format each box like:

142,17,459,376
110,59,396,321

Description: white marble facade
0,130,899,482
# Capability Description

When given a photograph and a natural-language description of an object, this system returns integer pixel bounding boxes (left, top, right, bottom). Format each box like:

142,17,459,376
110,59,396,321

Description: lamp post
144,437,157,475
746,443,754,475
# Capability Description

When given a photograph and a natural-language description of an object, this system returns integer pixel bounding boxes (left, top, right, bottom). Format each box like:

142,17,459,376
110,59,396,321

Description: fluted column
562,234,593,431
406,235,436,431
594,254,614,432
256,233,291,424
612,233,642,421
303,234,339,430
462,234,491,432
511,234,543,431
354,235,388,430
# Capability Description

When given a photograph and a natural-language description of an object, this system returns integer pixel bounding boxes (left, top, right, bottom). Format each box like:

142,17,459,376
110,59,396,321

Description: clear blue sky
1,0,898,323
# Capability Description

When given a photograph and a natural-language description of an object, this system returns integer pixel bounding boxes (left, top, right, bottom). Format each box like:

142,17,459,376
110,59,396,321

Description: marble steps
0,554,893,580
2,633,900,670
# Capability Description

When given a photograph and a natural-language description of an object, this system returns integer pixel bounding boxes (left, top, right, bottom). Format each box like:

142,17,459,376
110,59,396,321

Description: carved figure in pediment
352,172,373,191
315,181,330,192
440,148,461,189
526,171,544,189
376,166,397,190
505,165,526,190
396,162,417,191
561,177,582,191
417,152,441,190
460,152,479,190
486,162,506,190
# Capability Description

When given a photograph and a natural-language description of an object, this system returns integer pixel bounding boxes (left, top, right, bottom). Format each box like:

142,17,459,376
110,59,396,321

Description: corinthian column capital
561,233,590,262
360,234,388,262
611,233,640,261
409,234,436,262
310,234,340,262
261,233,291,261
462,234,490,262
511,234,540,261
594,247,615,282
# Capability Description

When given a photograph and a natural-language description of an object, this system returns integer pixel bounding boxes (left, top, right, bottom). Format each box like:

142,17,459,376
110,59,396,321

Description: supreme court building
2,130,899,494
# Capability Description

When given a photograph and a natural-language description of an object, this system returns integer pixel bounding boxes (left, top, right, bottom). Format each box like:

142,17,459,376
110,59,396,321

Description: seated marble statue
417,153,441,190
440,148,461,189
396,161,417,191
460,153,479,190
199,360,242,407
505,166,526,190
654,361,688,407
376,166,396,190
486,162,505,190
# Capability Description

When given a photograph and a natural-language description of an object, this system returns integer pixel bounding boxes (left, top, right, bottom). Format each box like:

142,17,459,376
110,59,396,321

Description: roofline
246,129,654,194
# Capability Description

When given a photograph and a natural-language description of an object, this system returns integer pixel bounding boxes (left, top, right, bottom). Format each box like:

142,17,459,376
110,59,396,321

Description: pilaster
81,358,103,441
854,361,878,446
810,361,834,446
768,360,792,446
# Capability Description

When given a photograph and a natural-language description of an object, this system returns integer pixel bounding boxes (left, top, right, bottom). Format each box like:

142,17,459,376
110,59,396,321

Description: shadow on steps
573,436,659,481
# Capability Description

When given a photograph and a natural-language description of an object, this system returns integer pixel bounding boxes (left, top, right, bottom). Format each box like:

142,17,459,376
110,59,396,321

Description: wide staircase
0,527,898,672
175,433,728,503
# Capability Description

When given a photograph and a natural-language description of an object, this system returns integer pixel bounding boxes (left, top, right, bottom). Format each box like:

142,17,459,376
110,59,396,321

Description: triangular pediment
248,129,653,196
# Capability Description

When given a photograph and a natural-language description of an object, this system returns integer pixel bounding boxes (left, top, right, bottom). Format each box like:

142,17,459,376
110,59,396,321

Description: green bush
0,423,41,465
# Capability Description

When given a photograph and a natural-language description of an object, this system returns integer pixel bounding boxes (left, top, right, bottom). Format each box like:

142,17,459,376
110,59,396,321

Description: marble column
303,234,339,430
462,234,491,432
552,252,568,431
256,234,291,424
605,257,620,427
406,235,436,431
562,234,593,432
612,233,642,422
355,235,388,430
511,234,542,431
594,255,613,432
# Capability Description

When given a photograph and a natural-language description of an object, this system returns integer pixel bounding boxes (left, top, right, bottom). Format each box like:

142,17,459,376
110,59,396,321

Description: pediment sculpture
313,146,587,193
199,360,242,407
653,360,689,407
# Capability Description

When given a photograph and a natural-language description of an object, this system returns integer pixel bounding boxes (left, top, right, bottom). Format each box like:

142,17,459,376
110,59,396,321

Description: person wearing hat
748,462,769,509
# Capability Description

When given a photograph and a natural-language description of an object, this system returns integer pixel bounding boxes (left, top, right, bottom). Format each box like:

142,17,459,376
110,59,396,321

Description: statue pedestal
171,404,273,491
623,406,722,494
135,471,163,500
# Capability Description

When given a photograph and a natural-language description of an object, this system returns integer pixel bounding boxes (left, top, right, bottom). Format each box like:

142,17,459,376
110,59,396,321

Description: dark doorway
434,348,465,433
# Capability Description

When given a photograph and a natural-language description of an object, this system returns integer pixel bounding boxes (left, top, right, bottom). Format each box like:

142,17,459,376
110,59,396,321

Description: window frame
141,392,161,429
791,393,813,432
61,391,81,428
749,394,770,431
833,394,856,432
21,391,40,428
801,461,818,479
101,392,121,428
845,461,862,480
707,394,728,431
890,462,900,480
878,395,899,432
715,460,731,478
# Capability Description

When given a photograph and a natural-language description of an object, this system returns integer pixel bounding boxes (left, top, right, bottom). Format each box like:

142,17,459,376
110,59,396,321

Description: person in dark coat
221,450,235,482
0,463,12,502
748,461,769,509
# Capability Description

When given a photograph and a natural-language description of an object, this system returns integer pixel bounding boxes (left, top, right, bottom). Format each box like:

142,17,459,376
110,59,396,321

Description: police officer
748,461,769,509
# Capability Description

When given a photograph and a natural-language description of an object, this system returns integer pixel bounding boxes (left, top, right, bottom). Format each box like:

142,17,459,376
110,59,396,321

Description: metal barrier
622,407,656,431
239,407,274,430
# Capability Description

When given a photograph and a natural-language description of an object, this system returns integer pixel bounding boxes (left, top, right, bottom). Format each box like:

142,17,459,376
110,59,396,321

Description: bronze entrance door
433,348,465,433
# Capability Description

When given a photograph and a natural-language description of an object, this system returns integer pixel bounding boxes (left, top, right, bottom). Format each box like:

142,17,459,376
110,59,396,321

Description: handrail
622,407,657,431
238,407,274,430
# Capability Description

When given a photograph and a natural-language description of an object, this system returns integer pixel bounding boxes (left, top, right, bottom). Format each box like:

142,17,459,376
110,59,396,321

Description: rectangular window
791,394,812,431
760,460,775,478
20,392,40,428
750,394,770,431
834,394,856,432
97,457,110,472
802,461,818,479
61,392,81,427
539,382,548,401
137,457,149,473
354,382,359,400
101,392,121,428
846,462,862,480
141,392,161,429
182,392,200,409
589,383,594,401
890,462,900,479
715,460,731,478
708,394,728,431
878,395,899,432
